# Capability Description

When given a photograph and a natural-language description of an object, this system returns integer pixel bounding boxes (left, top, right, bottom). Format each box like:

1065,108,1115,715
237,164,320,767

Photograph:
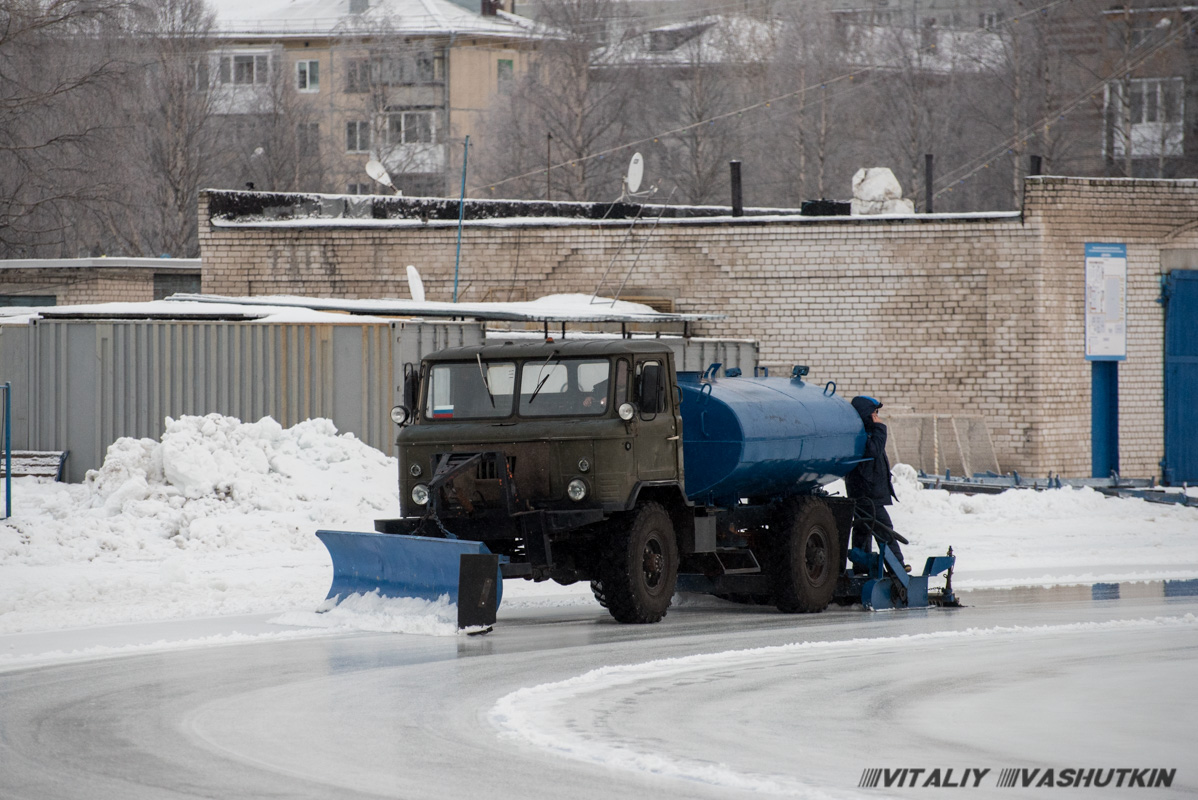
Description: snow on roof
601,14,1006,73
599,14,782,67
844,23,1007,73
0,300,393,326
206,0,538,39
0,258,200,271
0,294,721,326
170,292,724,323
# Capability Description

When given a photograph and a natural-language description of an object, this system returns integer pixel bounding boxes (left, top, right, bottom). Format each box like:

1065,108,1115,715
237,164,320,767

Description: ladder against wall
887,416,1001,477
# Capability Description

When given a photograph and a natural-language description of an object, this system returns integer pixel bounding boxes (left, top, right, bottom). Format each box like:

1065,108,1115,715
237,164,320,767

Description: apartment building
205,0,540,195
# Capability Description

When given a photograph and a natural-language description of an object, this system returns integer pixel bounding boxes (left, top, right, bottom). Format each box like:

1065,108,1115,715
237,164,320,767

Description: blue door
1164,271,1198,484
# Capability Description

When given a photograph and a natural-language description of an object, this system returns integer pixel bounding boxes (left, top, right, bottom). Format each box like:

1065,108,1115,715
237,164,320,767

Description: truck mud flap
316,530,503,625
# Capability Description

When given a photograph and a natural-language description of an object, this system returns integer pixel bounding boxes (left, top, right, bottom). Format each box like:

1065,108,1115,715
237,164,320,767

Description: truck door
590,358,636,507
634,356,682,483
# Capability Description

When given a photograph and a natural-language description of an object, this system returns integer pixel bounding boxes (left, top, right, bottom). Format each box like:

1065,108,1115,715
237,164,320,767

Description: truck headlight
618,403,635,421
411,483,430,505
390,405,411,425
567,478,588,502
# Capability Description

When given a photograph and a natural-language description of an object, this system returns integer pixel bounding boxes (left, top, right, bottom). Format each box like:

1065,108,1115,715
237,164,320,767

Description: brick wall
0,268,157,305
0,261,201,306
199,178,1197,479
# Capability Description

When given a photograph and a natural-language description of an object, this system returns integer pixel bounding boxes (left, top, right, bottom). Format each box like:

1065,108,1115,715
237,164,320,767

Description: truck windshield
520,358,611,417
424,361,515,420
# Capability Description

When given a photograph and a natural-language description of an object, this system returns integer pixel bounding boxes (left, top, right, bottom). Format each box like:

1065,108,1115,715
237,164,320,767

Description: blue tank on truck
677,371,867,507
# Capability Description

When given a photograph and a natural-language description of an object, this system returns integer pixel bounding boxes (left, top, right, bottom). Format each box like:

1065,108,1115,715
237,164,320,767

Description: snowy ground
1,414,1196,647
2,415,1196,799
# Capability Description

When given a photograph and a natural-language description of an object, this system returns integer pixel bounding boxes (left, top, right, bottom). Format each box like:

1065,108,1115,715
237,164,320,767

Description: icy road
2,416,1195,798
1,584,1194,800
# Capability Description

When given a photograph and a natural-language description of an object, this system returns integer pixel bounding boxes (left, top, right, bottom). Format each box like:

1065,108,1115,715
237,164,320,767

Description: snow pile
0,414,400,632
886,463,1198,587
851,167,915,215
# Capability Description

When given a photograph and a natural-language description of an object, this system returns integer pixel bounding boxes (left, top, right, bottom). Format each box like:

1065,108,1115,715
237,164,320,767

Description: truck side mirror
395,363,420,426
638,363,664,413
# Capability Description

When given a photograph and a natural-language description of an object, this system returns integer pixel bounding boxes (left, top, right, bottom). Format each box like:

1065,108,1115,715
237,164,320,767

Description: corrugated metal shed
0,308,757,483
1,318,482,482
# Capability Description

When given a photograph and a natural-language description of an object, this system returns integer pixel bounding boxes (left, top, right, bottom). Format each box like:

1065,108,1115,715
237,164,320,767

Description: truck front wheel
597,502,678,623
771,499,840,613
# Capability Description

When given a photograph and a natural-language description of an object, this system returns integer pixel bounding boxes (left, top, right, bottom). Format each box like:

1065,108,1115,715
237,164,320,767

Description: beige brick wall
0,268,163,305
198,178,1195,479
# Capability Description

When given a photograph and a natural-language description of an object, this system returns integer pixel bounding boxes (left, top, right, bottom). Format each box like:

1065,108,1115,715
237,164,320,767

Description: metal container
678,372,866,506
0,318,483,482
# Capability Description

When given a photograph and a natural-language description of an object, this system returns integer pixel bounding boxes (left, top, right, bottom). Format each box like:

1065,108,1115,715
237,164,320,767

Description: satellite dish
365,157,394,189
406,265,426,303
626,152,644,194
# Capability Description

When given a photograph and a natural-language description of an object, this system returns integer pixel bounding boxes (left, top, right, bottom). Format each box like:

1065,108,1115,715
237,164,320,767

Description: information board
1084,242,1127,361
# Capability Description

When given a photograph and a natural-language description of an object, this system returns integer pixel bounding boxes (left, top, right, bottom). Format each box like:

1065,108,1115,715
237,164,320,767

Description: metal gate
1164,270,1198,484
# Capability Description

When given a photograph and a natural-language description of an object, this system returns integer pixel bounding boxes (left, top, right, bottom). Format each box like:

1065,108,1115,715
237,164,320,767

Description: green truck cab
383,339,691,622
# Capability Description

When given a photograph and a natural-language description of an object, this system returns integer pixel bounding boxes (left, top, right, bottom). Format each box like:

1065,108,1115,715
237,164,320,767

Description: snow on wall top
202,189,1020,229
205,0,538,39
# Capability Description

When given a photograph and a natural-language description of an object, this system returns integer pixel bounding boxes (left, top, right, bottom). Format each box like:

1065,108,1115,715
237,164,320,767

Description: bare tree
761,8,860,206
631,19,747,205
476,0,637,201
92,0,227,256
223,59,328,195
0,0,135,257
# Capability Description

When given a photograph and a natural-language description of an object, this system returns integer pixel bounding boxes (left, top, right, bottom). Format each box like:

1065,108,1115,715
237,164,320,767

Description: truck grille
476,456,516,480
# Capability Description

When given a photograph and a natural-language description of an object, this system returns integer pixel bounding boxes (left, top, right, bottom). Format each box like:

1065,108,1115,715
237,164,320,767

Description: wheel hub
804,529,828,580
642,540,664,588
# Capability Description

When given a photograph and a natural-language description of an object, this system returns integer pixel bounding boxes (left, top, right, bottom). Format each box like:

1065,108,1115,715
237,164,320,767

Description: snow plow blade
316,530,502,628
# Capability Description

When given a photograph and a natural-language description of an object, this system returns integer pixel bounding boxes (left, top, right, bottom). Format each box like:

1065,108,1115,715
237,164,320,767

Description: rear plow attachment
843,545,960,610
316,529,504,629
835,503,961,610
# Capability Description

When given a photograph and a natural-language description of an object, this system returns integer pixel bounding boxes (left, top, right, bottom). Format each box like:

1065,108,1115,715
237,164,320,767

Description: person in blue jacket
846,396,906,568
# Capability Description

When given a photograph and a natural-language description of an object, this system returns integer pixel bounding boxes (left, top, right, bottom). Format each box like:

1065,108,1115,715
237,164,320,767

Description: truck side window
636,359,666,414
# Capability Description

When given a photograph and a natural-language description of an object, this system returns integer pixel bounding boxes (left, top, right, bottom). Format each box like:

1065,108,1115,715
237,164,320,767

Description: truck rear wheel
771,499,839,613
598,502,678,623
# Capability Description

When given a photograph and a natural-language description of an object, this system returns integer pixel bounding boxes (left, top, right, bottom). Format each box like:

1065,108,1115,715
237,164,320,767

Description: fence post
2,382,10,519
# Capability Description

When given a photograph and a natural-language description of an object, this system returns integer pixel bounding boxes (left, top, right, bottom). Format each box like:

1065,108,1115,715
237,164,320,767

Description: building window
220,53,271,85
346,182,371,195
296,59,319,92
920,18,937,51
0,294,56,307
191,57,210,92
346,120,371,153
497,58,513,91
414,51,437,82
387,111,434,145
1105,77,1185,158
345,58,369,93
153,274,200,301
297,122,320,156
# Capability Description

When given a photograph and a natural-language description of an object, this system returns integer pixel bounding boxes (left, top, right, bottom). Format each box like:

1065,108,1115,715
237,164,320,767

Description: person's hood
851,395,883,422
